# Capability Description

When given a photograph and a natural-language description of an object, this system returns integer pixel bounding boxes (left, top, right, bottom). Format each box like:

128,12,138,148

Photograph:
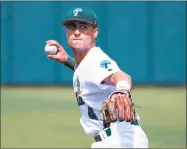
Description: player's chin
72,44,85,50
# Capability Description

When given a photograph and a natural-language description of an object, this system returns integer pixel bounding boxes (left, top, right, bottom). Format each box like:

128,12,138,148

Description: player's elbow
112,70,132,84
118,70,131,79
123,71,131,81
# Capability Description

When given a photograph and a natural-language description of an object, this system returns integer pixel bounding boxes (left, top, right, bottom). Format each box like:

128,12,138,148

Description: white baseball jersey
72,47,121,136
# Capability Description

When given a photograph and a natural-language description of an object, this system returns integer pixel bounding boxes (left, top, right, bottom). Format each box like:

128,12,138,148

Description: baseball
44,44,57,55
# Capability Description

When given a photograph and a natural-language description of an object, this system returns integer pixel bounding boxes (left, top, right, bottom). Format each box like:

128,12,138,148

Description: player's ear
65,31,68,38
65,28,69,38
93,28,98,39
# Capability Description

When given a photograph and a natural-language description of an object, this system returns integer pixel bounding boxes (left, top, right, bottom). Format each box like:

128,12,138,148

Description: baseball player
46,7,148,148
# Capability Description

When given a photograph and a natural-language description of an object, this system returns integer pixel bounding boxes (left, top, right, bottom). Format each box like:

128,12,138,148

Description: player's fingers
48,55,58,59
48,41,58,46
46,40,58,45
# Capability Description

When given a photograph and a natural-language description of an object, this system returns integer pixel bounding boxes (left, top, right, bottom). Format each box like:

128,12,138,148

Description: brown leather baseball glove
102,89,137,128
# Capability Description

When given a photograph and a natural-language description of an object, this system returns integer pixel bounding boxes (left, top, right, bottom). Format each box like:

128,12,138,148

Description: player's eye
80,24,88,29
66,24,75,29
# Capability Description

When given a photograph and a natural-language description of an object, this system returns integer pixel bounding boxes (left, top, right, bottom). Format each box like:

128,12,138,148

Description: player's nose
74,29,81,37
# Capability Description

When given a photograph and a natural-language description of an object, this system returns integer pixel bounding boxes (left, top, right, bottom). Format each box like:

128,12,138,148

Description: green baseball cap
62,7,97,28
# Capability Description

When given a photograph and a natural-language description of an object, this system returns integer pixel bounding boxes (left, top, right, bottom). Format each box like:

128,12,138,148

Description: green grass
1,86,186,148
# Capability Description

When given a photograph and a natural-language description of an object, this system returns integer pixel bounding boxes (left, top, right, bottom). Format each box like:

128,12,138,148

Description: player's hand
46,40,68,63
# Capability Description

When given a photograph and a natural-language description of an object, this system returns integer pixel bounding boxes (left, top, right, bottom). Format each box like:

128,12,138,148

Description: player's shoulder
81,46,110,65
77,46,117,72
91,47,112,60
92,47,119,69
93,47,107,55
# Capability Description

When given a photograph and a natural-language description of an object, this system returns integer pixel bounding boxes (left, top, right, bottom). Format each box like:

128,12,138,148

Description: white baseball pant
91,121,148,148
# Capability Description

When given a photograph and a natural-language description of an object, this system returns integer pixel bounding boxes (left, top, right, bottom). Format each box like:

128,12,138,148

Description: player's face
65,21,98,51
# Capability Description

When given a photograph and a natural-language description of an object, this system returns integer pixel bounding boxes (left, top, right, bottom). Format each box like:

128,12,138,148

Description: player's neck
73,44,96,65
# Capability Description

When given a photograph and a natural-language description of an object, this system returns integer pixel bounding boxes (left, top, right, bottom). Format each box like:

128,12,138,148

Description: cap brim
61,18,96,27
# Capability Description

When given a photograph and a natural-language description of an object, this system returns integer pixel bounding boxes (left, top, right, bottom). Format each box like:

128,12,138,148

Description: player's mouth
73,39,82,40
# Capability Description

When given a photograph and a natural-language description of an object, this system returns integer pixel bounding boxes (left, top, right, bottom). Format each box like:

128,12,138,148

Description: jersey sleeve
76,48,121,88
92,55,120,85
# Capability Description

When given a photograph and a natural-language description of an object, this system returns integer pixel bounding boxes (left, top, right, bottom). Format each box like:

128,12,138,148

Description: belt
94,121,139,142
94,127,111,142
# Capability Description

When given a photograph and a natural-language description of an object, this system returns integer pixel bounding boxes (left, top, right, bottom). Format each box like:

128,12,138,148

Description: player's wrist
116,80,131,91
64,55,76,71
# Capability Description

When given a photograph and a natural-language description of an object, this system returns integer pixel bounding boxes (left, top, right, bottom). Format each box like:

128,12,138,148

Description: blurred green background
1,86,186,148
1,1,186,148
